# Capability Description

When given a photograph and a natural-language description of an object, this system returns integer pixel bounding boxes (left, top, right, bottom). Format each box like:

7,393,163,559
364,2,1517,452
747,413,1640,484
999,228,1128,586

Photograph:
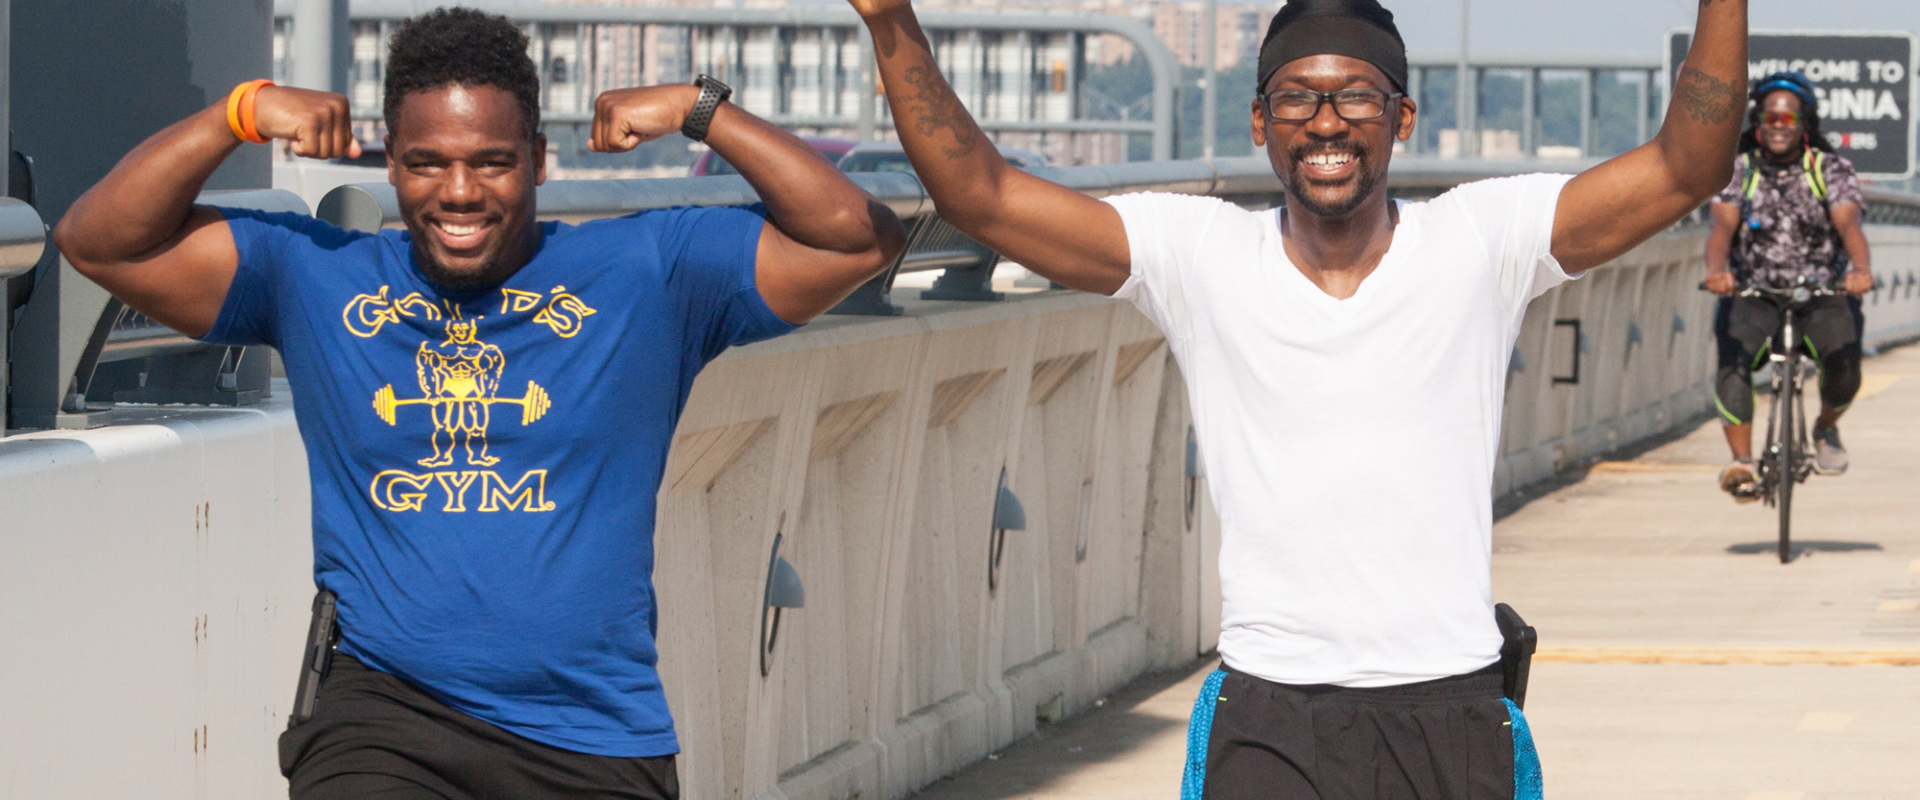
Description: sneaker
1813,427,1849,475
1719,460,1759,502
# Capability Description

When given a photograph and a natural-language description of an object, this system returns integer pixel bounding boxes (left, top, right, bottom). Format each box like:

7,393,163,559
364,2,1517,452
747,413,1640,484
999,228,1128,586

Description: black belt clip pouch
1494,603,1537,710
290,589,340,729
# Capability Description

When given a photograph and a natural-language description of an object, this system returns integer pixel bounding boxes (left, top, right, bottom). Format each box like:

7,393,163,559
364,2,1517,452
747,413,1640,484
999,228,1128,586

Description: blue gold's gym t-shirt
202,205,794,756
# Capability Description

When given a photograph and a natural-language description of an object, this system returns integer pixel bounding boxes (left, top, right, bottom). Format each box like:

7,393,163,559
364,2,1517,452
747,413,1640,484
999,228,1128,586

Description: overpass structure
5,153,1920,798
273,0,1182,161
268,2,1686,167
8,3,1920,798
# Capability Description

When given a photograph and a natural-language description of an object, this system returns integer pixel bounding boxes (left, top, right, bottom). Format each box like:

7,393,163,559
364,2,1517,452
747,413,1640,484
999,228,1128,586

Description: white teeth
1304,153,1355,168
438,222,482,236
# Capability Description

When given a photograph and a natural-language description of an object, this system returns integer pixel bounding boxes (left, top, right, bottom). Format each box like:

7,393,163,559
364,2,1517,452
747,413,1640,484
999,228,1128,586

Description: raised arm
848,0,1132,295
53,85,358,337
1552,0,1747,273
1831,201,1874,295
1703,201,1741,294
589,86,904,323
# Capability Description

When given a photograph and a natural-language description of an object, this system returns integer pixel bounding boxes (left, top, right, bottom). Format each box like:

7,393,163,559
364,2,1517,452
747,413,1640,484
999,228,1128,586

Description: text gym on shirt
1668,30,1917,178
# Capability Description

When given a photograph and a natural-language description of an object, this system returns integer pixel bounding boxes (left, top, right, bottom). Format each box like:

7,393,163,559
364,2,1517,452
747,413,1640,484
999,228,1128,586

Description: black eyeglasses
1260,88,1404,122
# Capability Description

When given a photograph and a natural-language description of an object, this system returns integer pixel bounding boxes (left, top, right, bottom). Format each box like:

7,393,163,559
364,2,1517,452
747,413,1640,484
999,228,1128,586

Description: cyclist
1706,71,1875,501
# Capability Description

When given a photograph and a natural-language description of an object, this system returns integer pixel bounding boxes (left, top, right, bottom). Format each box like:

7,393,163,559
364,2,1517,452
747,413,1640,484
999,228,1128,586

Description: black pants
1713,295,1863,426
1202,663,1518,800
281,655,679,800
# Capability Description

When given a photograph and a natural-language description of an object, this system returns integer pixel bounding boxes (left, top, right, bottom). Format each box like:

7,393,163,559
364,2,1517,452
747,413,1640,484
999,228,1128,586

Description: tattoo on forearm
1675,67,1740,126
904,65,980,159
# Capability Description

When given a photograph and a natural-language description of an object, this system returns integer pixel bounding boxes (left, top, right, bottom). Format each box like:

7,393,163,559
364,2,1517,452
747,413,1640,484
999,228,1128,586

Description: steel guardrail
317,154,1920,282
0,197,47,280
99,189,312,363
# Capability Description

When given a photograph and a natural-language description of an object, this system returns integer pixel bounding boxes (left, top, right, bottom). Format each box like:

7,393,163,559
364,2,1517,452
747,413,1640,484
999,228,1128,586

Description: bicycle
1704,276,1836,563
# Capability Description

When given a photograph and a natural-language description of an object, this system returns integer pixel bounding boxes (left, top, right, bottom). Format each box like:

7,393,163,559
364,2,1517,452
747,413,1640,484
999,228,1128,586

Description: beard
411,242,511,292
1283,141,1380,219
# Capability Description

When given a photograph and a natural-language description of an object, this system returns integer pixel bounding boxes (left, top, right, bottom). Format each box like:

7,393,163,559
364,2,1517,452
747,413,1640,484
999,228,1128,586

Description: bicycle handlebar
1695,278,1843,301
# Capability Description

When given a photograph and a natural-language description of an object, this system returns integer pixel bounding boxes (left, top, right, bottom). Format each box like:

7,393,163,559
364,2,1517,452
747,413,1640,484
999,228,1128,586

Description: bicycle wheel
1775,354,1796,564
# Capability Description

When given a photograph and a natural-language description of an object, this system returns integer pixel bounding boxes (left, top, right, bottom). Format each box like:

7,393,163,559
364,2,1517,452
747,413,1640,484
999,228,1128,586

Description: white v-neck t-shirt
1107,173,1576,687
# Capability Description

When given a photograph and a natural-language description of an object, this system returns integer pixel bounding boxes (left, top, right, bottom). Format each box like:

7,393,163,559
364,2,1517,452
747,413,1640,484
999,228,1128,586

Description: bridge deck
907,344,1920,800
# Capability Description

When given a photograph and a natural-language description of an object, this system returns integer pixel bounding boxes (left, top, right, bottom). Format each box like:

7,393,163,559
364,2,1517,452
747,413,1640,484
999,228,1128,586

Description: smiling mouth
430,218,496,252
1294,149,1362,180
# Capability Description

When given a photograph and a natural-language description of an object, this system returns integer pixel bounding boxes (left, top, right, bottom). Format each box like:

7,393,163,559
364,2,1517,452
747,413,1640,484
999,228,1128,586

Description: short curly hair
383,7,542,141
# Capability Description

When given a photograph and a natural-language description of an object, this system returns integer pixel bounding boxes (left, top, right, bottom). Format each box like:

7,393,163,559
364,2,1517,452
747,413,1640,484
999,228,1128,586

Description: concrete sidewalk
908,345,1920,800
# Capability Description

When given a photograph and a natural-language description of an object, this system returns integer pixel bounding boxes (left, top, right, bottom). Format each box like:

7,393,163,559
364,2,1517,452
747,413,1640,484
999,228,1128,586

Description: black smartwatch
681,75,733,143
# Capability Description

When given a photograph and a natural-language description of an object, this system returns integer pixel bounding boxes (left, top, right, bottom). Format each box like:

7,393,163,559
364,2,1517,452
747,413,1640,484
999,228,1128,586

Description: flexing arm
850,0,1132,295
1552,0,1747,273
588,86,905,323
53,86,358,337
1831,201,1874,295
1704,201,1740,294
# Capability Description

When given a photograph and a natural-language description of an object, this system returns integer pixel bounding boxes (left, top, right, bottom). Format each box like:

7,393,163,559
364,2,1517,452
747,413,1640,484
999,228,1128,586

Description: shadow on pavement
1725,540,1884,559
908,659,1213,800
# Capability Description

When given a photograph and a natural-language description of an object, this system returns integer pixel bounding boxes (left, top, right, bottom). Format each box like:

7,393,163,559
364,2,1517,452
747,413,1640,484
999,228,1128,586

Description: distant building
281,0,1261,167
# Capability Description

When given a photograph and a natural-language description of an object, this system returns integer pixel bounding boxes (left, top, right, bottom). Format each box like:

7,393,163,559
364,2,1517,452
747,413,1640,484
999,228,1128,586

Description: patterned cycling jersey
1714,149,1863,288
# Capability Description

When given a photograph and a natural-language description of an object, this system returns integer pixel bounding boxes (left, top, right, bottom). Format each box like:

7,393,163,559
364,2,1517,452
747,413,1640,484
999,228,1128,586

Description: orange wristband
226,80,274,144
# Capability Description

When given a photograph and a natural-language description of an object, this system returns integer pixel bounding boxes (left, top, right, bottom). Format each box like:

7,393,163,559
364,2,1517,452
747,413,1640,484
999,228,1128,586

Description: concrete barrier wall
4,225,1918,800
1495,224,1920,494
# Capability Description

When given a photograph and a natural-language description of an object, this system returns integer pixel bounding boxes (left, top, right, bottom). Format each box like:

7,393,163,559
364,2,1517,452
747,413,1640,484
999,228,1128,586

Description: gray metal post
856,28,876,142
1456,0,1472,157
1635,71,1649,145
292,0,350,92
1521,68,1536,157
2,0,11,429
1579,69,1595,157
1,0,8,200
1202,0,1216,160
1407,66,1423,155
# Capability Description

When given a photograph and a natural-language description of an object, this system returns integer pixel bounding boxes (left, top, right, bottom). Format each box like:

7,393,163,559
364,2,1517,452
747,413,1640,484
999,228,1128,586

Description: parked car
691,136,858,177
835,141,1049,174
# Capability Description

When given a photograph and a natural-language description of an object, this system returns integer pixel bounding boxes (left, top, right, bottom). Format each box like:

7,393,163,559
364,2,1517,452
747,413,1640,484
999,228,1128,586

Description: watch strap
681,75,733,143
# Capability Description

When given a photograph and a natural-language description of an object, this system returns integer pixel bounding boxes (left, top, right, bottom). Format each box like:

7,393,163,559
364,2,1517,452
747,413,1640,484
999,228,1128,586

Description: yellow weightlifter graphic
370,315,552,467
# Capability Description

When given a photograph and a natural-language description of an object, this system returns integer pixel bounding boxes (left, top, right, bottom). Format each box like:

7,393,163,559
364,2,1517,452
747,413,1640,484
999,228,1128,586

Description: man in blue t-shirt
54,8,903,799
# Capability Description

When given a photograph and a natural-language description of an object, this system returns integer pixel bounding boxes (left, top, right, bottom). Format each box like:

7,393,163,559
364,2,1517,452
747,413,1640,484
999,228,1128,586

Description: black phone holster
289,590,340,729
1494,603,1537,710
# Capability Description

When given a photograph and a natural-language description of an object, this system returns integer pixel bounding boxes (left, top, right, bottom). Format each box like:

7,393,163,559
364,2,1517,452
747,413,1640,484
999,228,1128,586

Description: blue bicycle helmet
1751,71,1818,110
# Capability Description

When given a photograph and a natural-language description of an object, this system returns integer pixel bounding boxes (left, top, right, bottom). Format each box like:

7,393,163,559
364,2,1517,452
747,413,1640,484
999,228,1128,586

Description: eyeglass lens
1265,90,1393,122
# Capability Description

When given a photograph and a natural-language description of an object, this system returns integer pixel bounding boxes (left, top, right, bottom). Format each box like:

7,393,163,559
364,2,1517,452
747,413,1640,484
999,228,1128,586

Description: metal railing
0,198,49,431
92,190,312,365
6,189,303,431
273,0,1181,160
315,157,1920,315
1403,52,1666,159
15,157,1920,431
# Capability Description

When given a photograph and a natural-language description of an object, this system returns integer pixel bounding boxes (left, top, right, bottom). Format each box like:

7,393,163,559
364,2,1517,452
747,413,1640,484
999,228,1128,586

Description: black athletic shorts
1193,662,1533,800
1713,294,1864,424
280,655,679,800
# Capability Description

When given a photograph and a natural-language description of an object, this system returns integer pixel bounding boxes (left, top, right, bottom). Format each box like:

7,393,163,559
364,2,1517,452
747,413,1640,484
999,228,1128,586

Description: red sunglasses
1762,110,1804,127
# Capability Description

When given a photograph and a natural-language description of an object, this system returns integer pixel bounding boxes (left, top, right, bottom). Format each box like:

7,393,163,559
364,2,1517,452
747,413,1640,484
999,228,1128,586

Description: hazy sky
1388,0,1917,57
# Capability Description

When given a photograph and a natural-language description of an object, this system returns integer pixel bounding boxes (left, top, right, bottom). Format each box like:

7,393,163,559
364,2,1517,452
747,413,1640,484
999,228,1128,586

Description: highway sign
1668,30,1916,179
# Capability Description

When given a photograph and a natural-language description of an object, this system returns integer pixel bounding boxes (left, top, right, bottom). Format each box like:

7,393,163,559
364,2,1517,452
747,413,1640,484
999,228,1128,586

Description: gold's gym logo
341,285,596,514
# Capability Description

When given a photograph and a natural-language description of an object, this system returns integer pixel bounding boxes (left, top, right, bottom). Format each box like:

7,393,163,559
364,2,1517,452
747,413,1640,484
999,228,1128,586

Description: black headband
1257,0,1409,95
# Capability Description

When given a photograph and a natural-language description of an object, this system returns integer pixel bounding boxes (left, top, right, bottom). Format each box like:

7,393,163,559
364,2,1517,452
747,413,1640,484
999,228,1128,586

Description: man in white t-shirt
845,0,1750,795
